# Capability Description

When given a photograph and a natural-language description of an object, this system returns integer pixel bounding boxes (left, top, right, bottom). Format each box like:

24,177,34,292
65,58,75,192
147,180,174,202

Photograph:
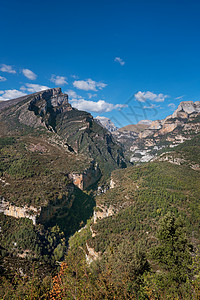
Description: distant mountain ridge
95,116,118,132
128,101,200,162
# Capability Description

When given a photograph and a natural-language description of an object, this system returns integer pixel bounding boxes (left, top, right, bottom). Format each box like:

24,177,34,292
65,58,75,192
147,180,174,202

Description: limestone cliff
0,199,41,225
19,87,72,129
93,205,115,223
69,161,101,190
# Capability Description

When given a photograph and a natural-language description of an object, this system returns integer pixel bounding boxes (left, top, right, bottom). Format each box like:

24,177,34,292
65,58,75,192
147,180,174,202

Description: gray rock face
16,88,72,130
28,88,71,115
95,116,118,132
149,120,162,130
69,161,101,190
172,101,200,118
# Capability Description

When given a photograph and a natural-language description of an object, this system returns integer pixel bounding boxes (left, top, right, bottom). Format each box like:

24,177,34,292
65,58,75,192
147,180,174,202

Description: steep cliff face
17,88,72,130
0,199,41,225
69,161,101,190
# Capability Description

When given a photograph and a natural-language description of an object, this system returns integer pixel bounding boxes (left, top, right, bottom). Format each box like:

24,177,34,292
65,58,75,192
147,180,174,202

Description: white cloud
0,89,26,101
71,74,79,79
0,64,16,74
73,79,107,91
21,83,50,93
143,104,160,109
114,57,125,66
22,69,37,80
0,76,6,82
51,75,68,85
66,89,82,99
70,98,126,113
168,103,176,110
175,95,184,100
135,91,168,102
87,93,97,99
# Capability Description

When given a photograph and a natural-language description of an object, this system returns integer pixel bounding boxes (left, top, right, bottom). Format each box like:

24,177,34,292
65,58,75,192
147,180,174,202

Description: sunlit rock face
172,101,200,118
69,162,101,190
0,199,41,225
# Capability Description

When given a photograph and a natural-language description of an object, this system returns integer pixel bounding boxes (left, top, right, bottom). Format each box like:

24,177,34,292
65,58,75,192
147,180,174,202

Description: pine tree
151,212,192,284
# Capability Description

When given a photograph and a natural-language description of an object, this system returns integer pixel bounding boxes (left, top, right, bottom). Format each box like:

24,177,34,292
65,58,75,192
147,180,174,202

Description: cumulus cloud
135,91,168,102
0,76,6,82
168,103,176,110
22,69,37,80
0,89,26,101
73,79,107,91
21,83,50,93
114,57,125,66
51,75,68,85
0,64,16,74
66,89,82,99
70,98,126,113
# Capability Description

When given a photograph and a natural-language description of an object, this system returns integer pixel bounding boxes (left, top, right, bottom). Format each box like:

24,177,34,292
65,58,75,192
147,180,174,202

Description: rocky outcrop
93,205,115,223
157,153,185,165
28,88,72,115
138,101,200,138
95,116,118,132
86,242,101,264
19,88,72,129
156,152,200,170
149,120,162,130
172,101,200,118
112,130,138,151
0,199,41,225
69,162,101,190
110,177,115,189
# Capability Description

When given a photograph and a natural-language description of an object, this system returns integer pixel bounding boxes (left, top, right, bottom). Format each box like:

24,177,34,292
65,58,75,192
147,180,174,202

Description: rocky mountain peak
95,116,118,132
172,101,200,118
28,87,70,113
0,88,73,131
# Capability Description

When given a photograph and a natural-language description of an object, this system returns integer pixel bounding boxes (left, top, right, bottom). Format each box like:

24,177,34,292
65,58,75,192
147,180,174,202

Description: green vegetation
44,186,95,238
157,133,200,165
90,161,200,255
0,214,66,263
0,135,91,207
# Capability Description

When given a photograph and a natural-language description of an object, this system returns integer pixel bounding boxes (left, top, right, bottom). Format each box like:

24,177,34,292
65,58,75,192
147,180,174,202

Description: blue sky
1,0,200,126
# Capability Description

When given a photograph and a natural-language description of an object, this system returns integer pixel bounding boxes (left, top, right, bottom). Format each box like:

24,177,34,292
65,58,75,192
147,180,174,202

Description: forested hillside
1,133,200,299
51,134,200,299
